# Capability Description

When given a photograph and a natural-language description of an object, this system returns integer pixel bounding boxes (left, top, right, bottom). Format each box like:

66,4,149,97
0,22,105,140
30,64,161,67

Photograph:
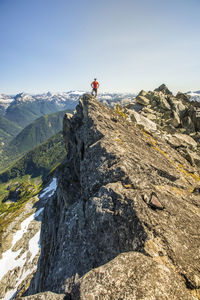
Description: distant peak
46,91,53,97
14,92,33,102
187,90,200,96
154,84,172,95
15,92,26,98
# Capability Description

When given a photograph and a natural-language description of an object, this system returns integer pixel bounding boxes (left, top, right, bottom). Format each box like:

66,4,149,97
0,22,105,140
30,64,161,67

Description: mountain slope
0,94,13,115
3,92,79,128
0,116,22,146
9,110,70,153
0,131,65,183
5,99,58,128
0,110,71,171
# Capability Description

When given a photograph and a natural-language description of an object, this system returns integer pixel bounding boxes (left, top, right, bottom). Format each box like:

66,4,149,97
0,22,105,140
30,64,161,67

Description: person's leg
91,88,94,96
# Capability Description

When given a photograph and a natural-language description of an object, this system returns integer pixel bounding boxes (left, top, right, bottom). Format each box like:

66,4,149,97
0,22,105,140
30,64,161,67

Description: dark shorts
92,88,97,92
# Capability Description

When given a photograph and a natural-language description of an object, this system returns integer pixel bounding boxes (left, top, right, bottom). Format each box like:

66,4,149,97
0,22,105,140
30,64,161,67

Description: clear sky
0,0,200,94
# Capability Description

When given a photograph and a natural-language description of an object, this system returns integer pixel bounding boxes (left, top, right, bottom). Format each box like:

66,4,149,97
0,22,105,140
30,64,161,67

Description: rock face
26,94,200,299
71,252,193,300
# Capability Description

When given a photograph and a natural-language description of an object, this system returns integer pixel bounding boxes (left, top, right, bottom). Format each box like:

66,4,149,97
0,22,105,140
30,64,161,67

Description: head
94,78,97,81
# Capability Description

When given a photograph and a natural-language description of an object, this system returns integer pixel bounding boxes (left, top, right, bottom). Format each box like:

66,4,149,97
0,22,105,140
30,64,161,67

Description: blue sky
0,0,200,94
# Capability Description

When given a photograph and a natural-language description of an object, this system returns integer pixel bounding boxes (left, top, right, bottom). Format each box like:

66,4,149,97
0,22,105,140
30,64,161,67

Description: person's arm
91,82,93,88
97,82,100,88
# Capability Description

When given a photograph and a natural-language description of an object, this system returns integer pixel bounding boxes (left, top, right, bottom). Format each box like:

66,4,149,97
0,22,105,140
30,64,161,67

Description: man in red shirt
91,78,99,97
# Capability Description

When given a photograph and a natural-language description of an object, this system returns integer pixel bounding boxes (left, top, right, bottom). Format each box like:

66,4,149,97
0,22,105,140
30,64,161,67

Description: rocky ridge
125,84,200,170
23,90,200,299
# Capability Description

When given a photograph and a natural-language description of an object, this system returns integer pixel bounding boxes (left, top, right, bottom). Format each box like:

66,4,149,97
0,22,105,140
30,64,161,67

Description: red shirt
92,81,99,89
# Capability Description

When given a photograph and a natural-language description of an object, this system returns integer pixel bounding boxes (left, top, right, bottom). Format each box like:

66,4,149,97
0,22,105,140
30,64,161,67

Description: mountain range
0,91,135,118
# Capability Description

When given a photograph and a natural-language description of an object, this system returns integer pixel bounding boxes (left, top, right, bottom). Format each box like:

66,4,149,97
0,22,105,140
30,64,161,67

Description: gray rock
162,124,177,134
176,92,191,103
135,95,150,106
167,111,181,128
164,133,197,151
71,252,193,300
129,110,157,133
189,152,200,168
173,101,187,118
174,133,197,150
145,112,157,121
182,115,196,133
154,84,173,95
148,193,164,210
138,89,147,97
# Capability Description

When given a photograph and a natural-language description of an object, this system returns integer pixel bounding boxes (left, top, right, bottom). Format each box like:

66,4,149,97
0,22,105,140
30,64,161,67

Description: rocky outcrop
129,110,157,133
71,252,193,300
25,94,200,299
154,83,173,95
127,84,200,135
124,85,200,173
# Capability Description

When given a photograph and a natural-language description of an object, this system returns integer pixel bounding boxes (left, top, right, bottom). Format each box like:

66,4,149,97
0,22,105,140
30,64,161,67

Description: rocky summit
19,90,200,300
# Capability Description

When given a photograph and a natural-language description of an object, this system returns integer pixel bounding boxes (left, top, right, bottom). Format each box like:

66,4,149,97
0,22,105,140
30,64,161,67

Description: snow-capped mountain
0,91,136,129
98,92,135,107
187,90,200,102
0,91,136,115
14,92,35,103
34,91,85,101
0,94,14,113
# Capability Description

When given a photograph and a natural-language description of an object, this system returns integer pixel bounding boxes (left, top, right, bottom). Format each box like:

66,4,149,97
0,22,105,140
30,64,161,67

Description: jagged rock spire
154,84,173,95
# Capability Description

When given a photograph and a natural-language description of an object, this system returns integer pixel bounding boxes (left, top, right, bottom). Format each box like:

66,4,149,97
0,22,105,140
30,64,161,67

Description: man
91,78,99,97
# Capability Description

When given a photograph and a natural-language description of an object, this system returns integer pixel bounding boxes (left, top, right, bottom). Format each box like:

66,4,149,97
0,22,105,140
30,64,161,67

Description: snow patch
39,177,57,198
11,214,35,249
28,231,41,262
3,266,37,300
34,207,44,218
0,213,37,281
